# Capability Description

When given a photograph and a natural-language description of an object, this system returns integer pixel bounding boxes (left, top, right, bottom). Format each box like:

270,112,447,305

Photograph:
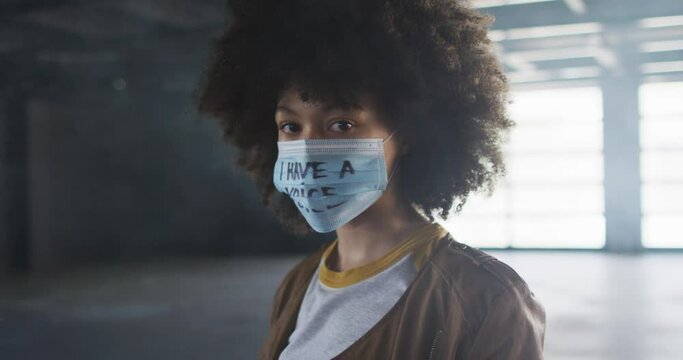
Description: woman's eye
330,120,354,132
280,123,300,134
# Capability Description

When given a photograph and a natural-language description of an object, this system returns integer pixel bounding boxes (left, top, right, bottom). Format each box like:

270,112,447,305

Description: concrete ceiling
473,0,683,84
1,0,682,85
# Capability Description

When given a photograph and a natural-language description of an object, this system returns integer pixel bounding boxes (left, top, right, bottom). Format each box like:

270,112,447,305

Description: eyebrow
276,105,298,115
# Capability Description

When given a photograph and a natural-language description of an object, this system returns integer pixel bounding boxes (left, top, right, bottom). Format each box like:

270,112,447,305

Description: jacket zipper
427,329,444,360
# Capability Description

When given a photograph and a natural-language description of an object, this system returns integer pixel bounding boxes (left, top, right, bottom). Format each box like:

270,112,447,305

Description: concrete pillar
0,83,30,272
601,22,643,253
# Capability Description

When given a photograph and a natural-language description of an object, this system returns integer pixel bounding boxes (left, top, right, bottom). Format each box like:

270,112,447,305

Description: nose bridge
301,115,326,139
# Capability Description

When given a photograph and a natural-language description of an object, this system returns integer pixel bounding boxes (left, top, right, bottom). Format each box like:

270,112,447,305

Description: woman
197,0,546,359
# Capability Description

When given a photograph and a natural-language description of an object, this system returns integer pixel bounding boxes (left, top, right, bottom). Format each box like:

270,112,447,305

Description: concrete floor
1,251,682,360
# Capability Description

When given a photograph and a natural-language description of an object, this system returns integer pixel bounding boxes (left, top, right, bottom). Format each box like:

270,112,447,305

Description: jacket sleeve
266,262,300,328
258,264,301,360
464,283,547,359
267,275,287,327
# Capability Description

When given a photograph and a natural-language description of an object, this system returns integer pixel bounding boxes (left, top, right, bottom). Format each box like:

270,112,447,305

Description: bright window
640,81,683,248
439,87,606,249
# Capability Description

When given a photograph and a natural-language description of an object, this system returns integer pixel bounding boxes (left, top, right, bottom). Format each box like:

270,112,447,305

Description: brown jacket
259,232,546,359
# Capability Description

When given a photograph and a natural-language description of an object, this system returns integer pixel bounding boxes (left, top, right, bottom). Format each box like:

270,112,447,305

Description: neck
328,189,430,272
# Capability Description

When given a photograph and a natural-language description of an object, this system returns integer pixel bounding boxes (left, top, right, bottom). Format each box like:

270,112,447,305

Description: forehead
276,86,370,113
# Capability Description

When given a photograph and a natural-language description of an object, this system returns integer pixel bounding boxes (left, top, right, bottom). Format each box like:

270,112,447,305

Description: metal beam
563,0,587,15
483,0,683,29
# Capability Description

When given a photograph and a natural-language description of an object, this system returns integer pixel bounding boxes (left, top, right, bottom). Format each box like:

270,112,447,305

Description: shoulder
278,243,327,287
431,233,533,294
268,241,332,324
429,234,545,328
427,234,546,358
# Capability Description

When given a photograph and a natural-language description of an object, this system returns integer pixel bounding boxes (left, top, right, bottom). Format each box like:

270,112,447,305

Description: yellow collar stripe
319,223,449,288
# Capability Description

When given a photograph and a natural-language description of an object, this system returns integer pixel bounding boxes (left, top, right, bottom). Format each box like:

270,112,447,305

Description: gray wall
0,34,326,274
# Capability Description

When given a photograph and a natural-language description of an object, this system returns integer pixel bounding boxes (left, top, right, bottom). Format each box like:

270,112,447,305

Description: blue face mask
273,130,398,233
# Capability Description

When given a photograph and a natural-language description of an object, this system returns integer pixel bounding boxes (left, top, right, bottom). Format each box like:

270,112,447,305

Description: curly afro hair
196,0,514,235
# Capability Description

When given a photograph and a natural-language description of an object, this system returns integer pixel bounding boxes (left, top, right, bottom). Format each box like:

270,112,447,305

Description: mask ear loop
387,156,399,183
383,129,398,144
383,129,400,183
